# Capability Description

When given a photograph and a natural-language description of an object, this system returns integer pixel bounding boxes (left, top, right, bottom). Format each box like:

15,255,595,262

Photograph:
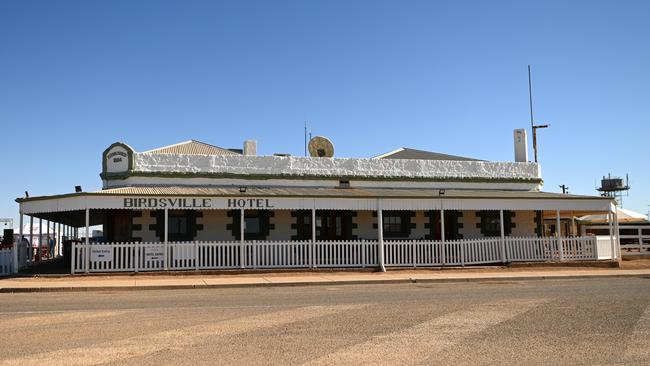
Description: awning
576,207,648,224
16,186,614,221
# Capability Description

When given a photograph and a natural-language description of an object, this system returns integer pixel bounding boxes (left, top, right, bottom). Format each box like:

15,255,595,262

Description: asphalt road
1,277,649,365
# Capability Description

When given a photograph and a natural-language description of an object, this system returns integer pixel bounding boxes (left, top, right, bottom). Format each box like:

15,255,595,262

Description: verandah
13,192,621,275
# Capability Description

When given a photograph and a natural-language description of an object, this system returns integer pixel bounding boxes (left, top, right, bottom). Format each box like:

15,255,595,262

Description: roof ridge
142,140,237,155
142,140,195,153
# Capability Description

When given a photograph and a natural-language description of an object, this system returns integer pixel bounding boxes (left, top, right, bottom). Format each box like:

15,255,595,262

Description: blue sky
1,0,649,227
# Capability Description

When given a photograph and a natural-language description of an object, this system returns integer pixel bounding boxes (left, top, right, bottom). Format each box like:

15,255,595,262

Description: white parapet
133,153,541,181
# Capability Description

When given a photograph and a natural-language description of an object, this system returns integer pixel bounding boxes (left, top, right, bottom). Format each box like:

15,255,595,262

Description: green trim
100,170,544,184
102,142,135,175
15,190,613,203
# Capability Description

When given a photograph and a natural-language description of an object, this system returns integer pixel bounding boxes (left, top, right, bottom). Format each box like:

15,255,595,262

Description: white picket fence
0,248,14,276
71,236,606,273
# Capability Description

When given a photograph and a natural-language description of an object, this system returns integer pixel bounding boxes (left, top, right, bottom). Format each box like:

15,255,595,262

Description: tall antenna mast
528,65,534,129
528,65,549,163
304,121,308,157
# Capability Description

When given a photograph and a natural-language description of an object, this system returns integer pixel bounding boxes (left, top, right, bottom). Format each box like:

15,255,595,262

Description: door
316,210,353,240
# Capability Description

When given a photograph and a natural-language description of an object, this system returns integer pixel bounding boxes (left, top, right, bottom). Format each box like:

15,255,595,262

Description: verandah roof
17,186,614,223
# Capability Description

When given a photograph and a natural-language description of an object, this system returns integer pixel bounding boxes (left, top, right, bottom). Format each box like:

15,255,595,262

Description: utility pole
559,184,569,194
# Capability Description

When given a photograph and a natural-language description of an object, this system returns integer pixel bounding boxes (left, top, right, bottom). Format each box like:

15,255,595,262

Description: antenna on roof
528,65,550,163
304,121,307,157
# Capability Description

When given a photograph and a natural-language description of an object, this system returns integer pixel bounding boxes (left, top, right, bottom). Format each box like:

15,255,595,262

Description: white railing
595,235,614,260
71,236,607,273
0,248,14,276
585,225,650,254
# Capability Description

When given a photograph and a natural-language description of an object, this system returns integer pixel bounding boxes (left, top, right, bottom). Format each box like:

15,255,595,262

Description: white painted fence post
556,209,564,261
361,239,366,268
377,199,386,272
240,208,245,268
412,240,416,268
499,210,506,263
194,241,199,270
70,241,75,274
164,208,168,271
134,242,139,273
84,208,90,274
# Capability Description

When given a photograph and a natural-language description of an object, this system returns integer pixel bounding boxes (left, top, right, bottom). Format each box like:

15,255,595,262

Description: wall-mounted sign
144,247,165,261
122,197,275,209
90,247,113,262
102,142,134,175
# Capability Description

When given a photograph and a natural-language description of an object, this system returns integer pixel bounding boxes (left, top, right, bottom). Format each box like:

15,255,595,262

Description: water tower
596,173,630,206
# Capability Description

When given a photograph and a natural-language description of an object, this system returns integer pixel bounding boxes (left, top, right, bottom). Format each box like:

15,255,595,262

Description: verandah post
311,205,316,268
163,208,168,271
28,216,33,265
377,199,386,272
84,207,90,274
57,222,62,257
556,209,563,261
639,227,644,253
613,206,621,259
15,211,23,273
46,219,50,259
240,208,245,268
607,209,614,260
440,205,445,266
499,210,506,263
38,218,42,262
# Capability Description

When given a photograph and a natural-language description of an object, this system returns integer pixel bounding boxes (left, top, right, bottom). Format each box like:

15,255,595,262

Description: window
244,216,260,236
169,213,188,236
478,211,512,237
383,215,403,235
230,210,271,240
156,210,196,242
481,212,501,237
382,211,411,238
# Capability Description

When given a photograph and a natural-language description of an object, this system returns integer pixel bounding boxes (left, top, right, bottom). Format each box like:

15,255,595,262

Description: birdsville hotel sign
123,197,274,209
10,132,621,274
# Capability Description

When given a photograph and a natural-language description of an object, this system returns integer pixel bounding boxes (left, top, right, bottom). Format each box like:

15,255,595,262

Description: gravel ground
0,277,649,365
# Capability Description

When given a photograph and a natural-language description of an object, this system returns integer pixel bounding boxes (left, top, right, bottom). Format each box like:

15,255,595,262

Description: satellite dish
308,136,334,157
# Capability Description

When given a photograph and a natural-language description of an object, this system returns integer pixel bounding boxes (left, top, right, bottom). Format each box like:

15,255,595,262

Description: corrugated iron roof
143,140,240,156
373,147,479,161
80,186,607,200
